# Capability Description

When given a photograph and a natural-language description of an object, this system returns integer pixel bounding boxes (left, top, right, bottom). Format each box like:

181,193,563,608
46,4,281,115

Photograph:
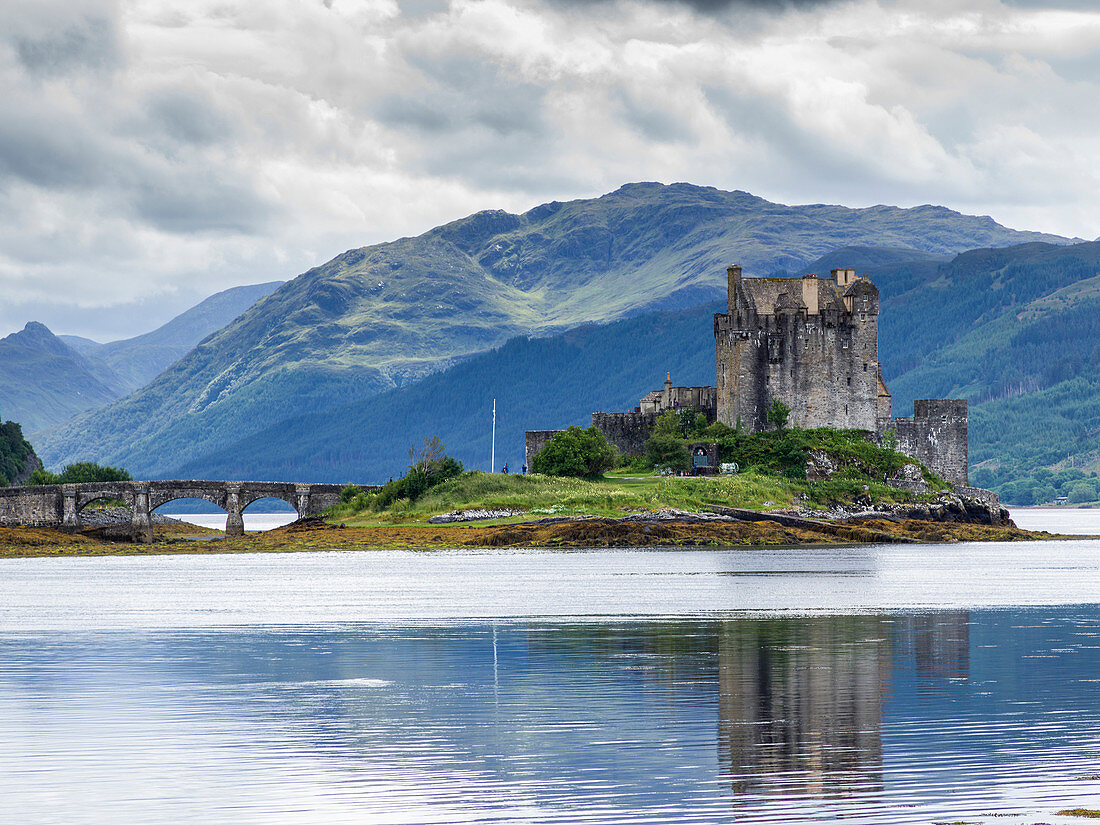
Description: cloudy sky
2,0,1099,340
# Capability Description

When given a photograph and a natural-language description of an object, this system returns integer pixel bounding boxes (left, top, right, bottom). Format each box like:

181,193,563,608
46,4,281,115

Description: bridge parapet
0,480,370,542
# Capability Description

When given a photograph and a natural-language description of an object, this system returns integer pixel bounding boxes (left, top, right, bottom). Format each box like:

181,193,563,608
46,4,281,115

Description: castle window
847,377,851,386
863,363,867,372
842,340,848,349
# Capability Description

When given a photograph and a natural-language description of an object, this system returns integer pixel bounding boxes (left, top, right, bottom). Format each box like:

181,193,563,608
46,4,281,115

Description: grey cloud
0,100,110,189
699,83,914,200
1003,1,1100,7
131,171,276,235
145,88,236,148
396,0,451,17
614,89,695,144
372,51,565,191
11,11,122,77
384,52,547,137
0,92,273,236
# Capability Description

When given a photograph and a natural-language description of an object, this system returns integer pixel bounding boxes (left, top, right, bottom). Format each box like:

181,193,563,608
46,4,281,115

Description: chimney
831,267,856,288
727,265,742,315
801,274,819,315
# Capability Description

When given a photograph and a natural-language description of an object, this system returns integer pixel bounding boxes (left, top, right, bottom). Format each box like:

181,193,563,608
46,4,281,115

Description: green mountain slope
36,182,1071,475
0,323,126,433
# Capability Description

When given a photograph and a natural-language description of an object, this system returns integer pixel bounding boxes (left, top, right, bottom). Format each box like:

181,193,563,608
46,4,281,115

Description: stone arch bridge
0,480,357,543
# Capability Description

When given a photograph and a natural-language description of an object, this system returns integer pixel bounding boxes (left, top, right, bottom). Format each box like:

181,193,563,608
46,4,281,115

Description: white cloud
1,0,1099,339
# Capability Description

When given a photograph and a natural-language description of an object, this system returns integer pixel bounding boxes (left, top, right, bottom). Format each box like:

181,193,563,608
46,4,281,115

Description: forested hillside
0,415,38,487
37,182,1069,476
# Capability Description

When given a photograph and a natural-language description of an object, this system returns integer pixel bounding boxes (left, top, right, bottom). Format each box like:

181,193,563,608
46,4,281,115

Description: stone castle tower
714,265,892,432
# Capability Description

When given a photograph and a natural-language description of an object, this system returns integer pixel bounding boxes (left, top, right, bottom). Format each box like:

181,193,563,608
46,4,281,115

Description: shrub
532,425,616,478
369,438,465,509
645,431,691,473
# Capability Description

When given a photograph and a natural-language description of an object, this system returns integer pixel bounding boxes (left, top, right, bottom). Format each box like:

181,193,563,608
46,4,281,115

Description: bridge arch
149,488,227,513
75,491,134,513
240,491,299,513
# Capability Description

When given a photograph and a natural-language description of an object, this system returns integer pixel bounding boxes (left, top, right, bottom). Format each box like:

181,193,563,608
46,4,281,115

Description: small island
0,423,1047,556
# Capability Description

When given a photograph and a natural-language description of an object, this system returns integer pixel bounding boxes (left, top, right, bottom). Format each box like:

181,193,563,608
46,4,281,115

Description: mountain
36,182,1073,477
0,282,284,436
59,281,285,394
0,322,126,433
168,241,1100,507
170,305,720,483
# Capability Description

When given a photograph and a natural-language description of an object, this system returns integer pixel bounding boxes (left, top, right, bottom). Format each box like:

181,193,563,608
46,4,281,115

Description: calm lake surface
4,523,1100,823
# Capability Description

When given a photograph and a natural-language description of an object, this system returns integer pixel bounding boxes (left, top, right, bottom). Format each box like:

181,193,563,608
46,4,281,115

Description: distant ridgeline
530,264,971,490
0,415,40,487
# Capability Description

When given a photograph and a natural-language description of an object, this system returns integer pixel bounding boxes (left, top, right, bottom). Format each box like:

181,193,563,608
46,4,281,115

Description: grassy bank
327,468,927,527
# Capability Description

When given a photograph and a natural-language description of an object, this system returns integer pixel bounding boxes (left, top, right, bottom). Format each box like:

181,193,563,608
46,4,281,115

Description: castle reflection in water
716,612,970,798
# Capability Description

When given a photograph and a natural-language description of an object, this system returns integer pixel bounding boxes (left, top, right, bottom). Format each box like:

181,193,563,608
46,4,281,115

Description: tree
29,461,131,485
645,431,691,473
533,426,616,478
881,428,899,452
376,437,464,507
766,399,791,431
653,410,681,437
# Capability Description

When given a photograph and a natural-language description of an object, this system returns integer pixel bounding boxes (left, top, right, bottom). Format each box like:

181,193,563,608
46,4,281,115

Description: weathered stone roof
740,275,848,315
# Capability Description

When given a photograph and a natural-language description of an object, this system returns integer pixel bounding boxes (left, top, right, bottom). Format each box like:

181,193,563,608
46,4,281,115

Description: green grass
330,468,922,526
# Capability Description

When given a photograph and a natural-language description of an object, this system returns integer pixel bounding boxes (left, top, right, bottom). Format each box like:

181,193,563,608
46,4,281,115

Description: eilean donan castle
529,264,970,487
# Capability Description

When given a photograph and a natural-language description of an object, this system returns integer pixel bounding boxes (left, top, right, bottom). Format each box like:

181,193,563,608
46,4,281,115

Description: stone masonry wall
591,412,659,457
525,430,563,470
889,399,969,487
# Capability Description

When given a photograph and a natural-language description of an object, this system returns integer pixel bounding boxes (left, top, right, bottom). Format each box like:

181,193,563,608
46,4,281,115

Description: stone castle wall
887,399,969,487
525,430,563,469
591,412,659,457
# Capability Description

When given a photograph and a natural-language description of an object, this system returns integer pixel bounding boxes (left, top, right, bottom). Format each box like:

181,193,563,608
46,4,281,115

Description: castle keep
712,264,968,486
528,263,971,488
715,266,890,433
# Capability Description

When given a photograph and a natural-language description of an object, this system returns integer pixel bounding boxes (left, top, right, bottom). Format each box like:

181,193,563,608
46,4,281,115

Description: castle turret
716,262,885,433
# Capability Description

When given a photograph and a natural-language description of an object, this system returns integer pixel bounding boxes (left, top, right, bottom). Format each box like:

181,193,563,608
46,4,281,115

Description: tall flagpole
491,398,496,473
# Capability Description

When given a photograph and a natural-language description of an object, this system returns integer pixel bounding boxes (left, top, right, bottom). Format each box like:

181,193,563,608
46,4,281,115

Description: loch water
4,520,1100,823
